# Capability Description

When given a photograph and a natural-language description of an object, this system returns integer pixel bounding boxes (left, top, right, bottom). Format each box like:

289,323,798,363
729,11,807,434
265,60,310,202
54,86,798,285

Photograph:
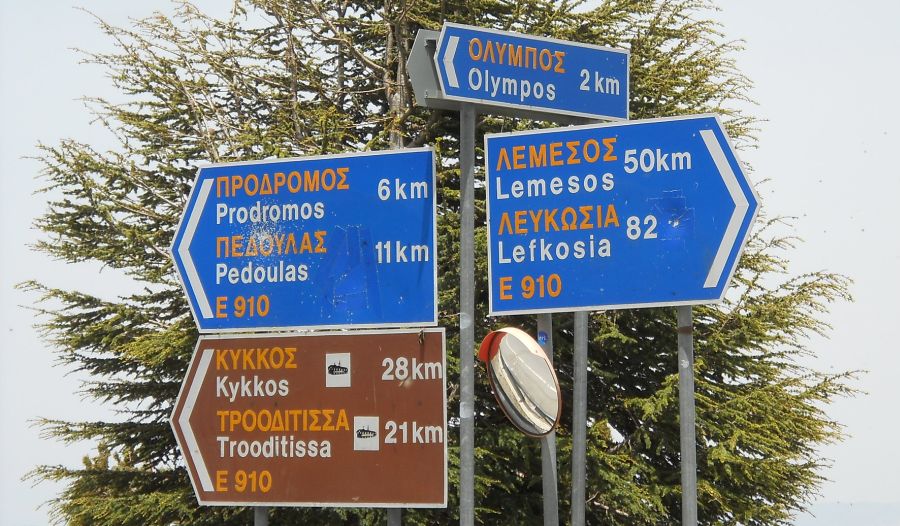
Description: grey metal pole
537,313,559,526
677,305,698,526
571,311,588,525
387,91,404,526
459,104,476,526
253,506,268,526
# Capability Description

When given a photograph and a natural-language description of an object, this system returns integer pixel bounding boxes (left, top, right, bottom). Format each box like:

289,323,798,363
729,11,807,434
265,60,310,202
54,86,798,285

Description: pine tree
27,1,852,524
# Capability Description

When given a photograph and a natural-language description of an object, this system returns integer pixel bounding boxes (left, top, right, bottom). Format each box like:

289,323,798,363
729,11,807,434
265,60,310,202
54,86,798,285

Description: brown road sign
170,329,446,507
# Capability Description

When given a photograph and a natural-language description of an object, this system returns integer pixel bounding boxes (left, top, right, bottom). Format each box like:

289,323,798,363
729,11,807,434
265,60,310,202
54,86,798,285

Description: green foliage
28,0,852,524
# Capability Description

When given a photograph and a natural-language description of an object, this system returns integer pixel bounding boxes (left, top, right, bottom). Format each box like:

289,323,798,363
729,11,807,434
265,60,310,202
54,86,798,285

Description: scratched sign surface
485,115,760,315
171,148,437,332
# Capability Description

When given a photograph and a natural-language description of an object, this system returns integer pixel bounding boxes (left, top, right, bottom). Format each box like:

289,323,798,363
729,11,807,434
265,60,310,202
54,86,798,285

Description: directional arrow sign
171,329,447,507
170,148,437,332
433,22,629,121
485,114,760,315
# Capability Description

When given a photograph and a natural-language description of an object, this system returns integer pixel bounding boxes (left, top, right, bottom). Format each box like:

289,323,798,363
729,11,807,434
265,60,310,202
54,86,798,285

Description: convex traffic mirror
478,328,562,437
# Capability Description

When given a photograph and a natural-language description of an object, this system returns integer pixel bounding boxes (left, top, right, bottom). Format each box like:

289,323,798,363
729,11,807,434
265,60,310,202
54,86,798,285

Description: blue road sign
433,23,629,121
171,148,437,332
485,114,760,315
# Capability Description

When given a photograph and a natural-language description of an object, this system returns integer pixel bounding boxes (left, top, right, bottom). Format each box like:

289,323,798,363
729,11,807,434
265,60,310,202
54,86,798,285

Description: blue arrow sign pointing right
485,114,760,315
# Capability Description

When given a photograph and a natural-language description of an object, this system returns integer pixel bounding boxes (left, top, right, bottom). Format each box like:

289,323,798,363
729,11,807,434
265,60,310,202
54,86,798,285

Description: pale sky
2,1,899,525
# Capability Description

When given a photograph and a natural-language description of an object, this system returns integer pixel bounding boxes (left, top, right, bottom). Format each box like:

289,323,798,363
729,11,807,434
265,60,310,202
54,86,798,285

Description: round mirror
478,328,562,437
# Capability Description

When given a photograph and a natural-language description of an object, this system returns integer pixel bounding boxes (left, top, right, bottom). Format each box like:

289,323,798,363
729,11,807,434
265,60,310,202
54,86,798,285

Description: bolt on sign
170,329,447,507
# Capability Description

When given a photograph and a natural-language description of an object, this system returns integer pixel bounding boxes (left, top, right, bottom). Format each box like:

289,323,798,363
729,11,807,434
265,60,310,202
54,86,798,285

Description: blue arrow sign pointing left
170,148,437,332
434,22,629,121
485,114,760,315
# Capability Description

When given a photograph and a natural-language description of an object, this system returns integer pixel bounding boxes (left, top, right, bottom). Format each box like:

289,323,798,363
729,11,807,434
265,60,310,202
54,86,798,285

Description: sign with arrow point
433,22,629,121
484,114,760,315
170,148,437,332
171,329,447,507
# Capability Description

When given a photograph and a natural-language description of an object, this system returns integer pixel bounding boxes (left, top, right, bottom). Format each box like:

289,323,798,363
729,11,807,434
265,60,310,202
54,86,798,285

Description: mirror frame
478,327,563,437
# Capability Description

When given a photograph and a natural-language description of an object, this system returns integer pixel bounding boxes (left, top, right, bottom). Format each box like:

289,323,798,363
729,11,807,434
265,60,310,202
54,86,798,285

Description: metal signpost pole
571,311,588,526
253,506,268,526
537,313,559,526
677,305,698,526
387,109,403,526
459,104,477,526
568,116,605,526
